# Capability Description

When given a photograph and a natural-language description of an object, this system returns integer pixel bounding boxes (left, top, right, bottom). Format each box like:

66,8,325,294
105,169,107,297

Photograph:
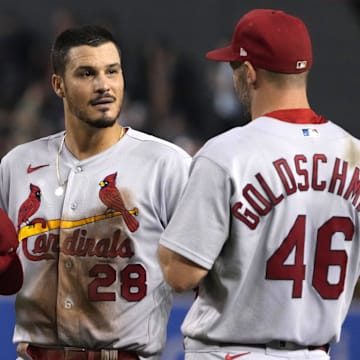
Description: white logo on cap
296,61,308,69
240,47,248,57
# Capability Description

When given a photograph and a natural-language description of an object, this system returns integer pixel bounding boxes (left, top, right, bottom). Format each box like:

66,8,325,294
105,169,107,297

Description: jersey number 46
266,215,354,299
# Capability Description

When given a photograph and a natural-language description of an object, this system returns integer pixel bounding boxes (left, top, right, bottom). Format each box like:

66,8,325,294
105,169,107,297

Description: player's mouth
91,96,115,108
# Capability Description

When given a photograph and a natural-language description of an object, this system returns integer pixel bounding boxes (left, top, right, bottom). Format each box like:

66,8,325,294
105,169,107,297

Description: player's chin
88,108,118,127
90,116,118,129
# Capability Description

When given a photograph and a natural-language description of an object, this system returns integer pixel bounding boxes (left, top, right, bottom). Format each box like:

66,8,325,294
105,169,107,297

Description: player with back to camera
158,8,360,360
0,25,191,360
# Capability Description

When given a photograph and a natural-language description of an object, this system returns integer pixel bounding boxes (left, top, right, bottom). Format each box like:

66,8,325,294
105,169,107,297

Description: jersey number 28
88,263,147,302
266,215,354,299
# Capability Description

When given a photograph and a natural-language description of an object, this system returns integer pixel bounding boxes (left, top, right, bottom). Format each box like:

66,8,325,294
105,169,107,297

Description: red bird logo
17,183,41,229
99,172,139,232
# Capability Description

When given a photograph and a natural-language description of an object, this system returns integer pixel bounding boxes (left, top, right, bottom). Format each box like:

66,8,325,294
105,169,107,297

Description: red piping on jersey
264,108,327,124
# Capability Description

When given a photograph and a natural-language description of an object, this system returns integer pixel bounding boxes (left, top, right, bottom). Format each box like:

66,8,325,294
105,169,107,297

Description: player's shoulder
125,128,192,160
195,126,249,159
325,120,359,139
1,132,63,164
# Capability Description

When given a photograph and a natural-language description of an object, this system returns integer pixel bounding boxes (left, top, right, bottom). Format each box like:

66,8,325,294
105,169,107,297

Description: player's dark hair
51,25,121,76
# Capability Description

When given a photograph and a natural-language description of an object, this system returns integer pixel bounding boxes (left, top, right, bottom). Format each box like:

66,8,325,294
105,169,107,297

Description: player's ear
52,74,65,98
243,61,257,86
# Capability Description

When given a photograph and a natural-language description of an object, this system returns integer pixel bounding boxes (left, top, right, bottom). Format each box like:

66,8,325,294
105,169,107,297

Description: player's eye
107,68,120,76
76,68,95,78
81,70,93,77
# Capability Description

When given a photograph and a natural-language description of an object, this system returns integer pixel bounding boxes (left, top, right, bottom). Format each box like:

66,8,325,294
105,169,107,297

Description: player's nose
94,73,111,92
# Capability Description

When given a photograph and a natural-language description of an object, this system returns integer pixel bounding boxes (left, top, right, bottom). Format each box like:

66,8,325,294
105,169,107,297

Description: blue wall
1,295,360,359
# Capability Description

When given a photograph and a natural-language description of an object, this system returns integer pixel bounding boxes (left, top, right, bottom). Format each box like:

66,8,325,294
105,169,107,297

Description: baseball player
0,25,191,360
158,9,360,360
0,208,23,295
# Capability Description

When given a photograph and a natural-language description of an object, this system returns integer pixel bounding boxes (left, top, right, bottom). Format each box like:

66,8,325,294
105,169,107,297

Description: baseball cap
0,209,23,295
206,9,312,74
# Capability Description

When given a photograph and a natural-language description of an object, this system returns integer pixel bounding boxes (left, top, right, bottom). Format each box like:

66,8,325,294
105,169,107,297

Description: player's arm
159,155,229,291
158,245,208,292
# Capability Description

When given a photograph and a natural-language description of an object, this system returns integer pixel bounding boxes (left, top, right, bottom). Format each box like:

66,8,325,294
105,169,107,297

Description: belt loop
101,350,118,360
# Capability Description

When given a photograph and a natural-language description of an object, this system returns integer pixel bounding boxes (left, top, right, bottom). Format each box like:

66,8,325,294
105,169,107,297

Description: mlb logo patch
296,60,308,70
302,128,319,137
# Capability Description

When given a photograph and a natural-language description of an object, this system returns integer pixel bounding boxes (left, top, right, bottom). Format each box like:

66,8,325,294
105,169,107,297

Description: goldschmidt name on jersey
233,154,360,229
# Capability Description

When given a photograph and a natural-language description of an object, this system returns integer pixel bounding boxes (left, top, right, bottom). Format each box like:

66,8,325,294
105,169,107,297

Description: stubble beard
237,71,252,124
239,90,252,124
68,100,122,129
81,112,120,129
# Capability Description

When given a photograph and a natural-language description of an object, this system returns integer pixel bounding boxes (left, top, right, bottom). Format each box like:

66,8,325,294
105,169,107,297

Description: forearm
158,245,208,292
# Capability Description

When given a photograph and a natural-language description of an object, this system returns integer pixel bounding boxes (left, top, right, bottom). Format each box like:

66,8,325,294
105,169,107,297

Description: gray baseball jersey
0,128,191,358
160,114,360,349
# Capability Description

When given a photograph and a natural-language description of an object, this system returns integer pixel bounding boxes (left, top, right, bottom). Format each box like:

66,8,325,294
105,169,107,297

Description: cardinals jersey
160,115,360,349
0,128,191,358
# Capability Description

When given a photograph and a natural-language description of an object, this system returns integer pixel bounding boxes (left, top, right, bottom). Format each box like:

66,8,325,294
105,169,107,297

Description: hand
17,343,33,360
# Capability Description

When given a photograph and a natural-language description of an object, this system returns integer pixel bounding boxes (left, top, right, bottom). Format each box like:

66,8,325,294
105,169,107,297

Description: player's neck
64,123,125,160
251,88,310,120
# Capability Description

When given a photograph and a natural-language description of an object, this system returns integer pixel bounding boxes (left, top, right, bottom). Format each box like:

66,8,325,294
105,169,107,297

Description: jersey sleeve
160,155,231,270
0,153,12,212
159,150,191,227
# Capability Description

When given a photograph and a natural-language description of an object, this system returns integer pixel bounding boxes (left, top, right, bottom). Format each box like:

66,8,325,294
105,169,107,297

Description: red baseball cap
206,9,312,74
0,209,23,295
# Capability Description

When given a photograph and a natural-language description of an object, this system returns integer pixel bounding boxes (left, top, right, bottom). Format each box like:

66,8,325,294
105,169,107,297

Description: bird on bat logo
99,172,139,232
17,183,41,229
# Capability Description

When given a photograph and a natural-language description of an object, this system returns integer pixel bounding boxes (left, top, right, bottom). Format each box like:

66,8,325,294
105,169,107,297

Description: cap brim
0,254,23,295
206,45,238,62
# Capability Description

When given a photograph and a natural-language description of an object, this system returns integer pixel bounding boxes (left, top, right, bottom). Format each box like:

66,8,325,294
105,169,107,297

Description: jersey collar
264,109,327,124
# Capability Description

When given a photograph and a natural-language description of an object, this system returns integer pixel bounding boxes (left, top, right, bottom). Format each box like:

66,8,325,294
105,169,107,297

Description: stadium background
1,0,360,358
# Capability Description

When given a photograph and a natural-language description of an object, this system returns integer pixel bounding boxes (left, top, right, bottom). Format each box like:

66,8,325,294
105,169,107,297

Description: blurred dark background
0,0,360,157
